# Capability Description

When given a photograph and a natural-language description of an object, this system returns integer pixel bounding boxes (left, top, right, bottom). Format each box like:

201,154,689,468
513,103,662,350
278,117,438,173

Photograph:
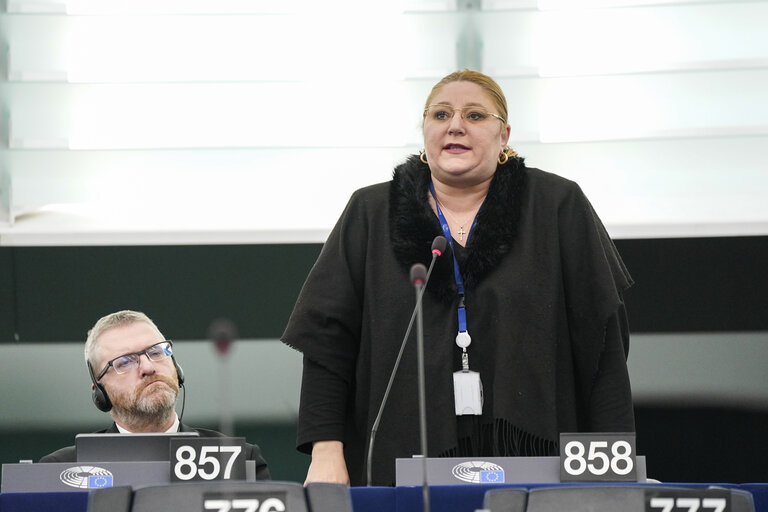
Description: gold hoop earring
498,146,518,165
420,151,428,164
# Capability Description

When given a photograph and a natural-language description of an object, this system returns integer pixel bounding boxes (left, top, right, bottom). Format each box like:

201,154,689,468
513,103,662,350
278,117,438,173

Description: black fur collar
389,154,527,301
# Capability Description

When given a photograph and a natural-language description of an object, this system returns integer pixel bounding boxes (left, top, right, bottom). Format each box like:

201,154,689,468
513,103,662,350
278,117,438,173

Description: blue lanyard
429,182,479,334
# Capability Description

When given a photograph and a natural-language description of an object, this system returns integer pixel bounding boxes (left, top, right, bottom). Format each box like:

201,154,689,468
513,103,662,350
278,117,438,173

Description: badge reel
453,331,483,415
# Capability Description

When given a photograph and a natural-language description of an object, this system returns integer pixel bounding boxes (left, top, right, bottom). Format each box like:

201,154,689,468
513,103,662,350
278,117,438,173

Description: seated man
40,310,270,480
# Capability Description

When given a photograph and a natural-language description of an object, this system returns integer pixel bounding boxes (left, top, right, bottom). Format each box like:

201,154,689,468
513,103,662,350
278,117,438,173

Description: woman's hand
304,440,350,485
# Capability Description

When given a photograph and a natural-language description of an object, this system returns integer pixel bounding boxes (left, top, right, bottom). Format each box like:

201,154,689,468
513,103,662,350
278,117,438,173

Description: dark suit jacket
39,422,270,480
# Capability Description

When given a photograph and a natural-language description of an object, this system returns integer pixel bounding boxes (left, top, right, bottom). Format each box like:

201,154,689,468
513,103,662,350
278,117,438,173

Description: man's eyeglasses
95,341,174,379
423,104,506,124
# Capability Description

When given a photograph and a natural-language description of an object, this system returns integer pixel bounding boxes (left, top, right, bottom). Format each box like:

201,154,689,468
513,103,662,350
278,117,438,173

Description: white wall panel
6,135,767,245
5,70,766,149
484,3,768,76
2,1,768,244
4,148,410,245
2,82,424,149
516,136,768,238
2,13,463,82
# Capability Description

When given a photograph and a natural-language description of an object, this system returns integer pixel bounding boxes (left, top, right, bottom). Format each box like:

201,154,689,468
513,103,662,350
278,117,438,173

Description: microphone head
431,235,447,256
208,318,238,355
410,263,428,285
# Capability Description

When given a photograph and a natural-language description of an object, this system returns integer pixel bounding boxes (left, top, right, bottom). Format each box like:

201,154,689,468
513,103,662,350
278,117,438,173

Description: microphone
209,318,238,355
427,235,447,279
410,263,427,285
365,236,446,487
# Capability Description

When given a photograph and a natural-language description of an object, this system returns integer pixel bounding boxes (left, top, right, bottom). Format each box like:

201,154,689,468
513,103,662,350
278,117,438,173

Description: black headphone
88,354,185,413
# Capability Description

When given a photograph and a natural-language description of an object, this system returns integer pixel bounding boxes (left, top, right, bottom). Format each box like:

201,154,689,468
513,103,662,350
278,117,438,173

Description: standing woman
282,69,635,486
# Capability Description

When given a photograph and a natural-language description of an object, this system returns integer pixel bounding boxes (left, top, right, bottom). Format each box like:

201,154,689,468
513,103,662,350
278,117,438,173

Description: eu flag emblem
480,470,504,483
88,475,113,488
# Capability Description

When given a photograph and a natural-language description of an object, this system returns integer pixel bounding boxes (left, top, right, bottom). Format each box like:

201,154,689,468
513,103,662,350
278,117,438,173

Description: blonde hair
423,69,516,160
84,310,163,367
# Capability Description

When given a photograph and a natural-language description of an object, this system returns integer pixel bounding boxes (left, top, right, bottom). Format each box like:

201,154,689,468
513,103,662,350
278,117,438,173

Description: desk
1,483,766,512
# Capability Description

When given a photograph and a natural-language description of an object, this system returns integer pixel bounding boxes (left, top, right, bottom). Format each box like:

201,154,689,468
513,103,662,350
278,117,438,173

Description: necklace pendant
457,226,466,242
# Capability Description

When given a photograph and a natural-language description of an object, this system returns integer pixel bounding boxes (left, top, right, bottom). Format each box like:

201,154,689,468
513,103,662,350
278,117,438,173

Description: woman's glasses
424,104,506,124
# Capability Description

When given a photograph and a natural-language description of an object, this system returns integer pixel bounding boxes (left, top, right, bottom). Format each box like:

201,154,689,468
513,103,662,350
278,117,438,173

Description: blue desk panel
2,483,766,512
351,484,768,512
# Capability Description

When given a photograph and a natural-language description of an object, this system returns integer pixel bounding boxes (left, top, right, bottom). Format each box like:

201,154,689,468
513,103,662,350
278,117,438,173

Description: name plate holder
395,455,647,486
1,460,259,493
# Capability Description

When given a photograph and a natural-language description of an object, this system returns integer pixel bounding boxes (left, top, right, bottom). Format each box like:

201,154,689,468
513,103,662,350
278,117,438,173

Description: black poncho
282,155,635,486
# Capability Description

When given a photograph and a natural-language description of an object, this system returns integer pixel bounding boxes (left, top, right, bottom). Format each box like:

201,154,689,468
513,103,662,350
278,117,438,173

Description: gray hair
84,310,164,369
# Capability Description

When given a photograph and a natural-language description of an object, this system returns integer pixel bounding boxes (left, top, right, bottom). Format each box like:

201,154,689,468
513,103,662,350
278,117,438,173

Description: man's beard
110,374,179,431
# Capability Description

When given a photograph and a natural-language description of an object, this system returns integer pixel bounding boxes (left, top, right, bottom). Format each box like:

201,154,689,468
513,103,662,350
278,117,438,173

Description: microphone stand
413,265,430,512
209,318,237,436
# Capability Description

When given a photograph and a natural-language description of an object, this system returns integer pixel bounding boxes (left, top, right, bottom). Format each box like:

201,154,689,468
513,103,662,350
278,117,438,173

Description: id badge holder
453,370,483,415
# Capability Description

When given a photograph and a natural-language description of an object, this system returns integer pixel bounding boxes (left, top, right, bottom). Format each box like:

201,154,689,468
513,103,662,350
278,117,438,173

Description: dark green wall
0,244,322,343
2,237,768,343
